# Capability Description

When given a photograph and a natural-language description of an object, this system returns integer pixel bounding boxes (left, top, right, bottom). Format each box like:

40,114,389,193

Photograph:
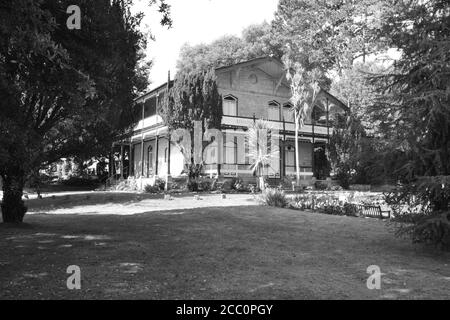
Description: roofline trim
215,56,285,73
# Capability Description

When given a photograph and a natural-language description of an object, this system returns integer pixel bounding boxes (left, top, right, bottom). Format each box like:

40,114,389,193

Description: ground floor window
285,145,295,168
224,137,237,164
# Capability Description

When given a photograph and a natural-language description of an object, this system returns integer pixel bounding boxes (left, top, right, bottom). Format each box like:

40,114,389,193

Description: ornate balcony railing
221,116,331,136
133,115,164,132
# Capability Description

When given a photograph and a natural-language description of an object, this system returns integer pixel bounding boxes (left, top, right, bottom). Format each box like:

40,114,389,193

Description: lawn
0,192,449,299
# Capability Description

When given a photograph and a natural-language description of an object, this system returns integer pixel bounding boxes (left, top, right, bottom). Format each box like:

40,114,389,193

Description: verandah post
120,144,124,180
312,107,315,179
155,135,159,177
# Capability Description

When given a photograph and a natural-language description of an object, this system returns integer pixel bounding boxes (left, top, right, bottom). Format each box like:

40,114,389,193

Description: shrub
187,179,199,192
220,179,234,192
323,205,344,215
392,212,450,250
343,202,359,217
386,178,450,250
247,184,259,194
115,181,128,191
260,188,289,208
233,178,246,192
144,184,160,194
170,177,187,191
114,179,138,191
154,178,166,191
335,171,351,190
330,185,344,191
210,178,218,191
61,177,99,188
314,181,328,190
198,179,212,192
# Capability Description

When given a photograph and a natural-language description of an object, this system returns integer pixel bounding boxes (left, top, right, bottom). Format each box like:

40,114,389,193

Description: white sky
132,0,279,89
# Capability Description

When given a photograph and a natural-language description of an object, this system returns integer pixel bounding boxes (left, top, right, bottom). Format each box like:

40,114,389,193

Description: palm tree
247,119,278,190
285,61,321,186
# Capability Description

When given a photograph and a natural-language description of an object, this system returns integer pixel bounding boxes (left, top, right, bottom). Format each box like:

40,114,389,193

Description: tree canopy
159,69,222,133
176,22,282,74
374,0,449,190
0,0,171,222
158,69,222,191
273,0,391,73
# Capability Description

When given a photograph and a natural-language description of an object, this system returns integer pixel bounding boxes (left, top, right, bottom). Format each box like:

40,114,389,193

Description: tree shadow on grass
25,192,163,212
24,192,257,216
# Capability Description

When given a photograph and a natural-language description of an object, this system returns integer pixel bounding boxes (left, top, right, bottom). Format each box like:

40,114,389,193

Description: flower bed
286,191,391,218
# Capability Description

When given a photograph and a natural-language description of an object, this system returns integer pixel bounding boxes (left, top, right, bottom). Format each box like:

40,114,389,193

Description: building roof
135,56,348,112
317,88,349,112
215,55,285,72
135,80,173,103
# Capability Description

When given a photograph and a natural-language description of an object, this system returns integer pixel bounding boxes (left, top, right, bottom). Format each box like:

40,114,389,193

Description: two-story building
112,56,348,187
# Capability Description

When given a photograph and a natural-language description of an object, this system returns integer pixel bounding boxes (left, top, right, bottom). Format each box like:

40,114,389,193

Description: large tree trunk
1,169,27,223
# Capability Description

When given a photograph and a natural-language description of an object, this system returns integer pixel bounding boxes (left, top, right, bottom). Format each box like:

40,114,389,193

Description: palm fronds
247,119,279,176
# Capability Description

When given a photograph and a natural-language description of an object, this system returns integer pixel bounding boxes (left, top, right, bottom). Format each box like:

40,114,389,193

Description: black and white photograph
0,0,449,307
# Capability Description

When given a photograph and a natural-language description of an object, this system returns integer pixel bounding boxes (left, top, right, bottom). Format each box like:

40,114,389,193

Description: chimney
167,70,171,90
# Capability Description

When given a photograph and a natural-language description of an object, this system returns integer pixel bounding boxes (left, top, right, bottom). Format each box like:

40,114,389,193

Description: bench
354,204,390,219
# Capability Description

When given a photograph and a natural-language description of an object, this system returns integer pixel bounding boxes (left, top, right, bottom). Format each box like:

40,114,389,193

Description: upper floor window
223,95,237,116
268,101,280,121
282,103,294,122
144,96,157,118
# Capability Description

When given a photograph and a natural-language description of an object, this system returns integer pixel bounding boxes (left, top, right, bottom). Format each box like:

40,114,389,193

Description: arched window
223,95,237,116
282,103,294,122
268,101,280,121
203,142,218,165
147,145,153,177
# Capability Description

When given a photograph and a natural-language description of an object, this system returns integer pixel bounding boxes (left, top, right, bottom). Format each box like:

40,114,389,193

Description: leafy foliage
260,188,289,208
330,61,390,132
284,61,321,185
159,69,222,191
144,184,160,194
247,120,278,190
176,22,282,74
0,0,171,222
328,113,370,189
372,0,450,249
160,69,222,132
273,0,391,74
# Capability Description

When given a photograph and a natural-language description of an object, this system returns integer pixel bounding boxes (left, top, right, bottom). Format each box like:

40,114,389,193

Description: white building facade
112,57,348,187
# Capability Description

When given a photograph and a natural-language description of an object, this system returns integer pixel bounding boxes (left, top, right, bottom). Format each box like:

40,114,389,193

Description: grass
0,192,449,300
